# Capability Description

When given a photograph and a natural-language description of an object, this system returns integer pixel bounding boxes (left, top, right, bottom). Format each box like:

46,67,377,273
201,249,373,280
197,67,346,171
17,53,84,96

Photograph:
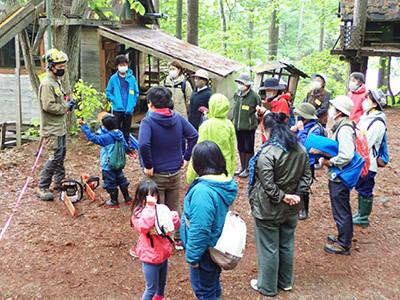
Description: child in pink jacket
131,179,180,300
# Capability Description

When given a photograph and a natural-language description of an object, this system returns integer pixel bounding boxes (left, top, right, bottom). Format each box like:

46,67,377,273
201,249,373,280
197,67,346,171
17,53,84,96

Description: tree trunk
187,0,198,46
19,29,40,96
319,21,324,52
247,8,254,66
387,57,395,105
217,0,227,55
268,6,279,61
353,0,368,46
175,0,183,39
297,6,303,50
377,57,388,92
153,0,159,12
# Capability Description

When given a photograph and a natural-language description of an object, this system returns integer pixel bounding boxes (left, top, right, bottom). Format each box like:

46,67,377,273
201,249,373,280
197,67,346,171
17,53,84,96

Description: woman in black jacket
248,112,312,297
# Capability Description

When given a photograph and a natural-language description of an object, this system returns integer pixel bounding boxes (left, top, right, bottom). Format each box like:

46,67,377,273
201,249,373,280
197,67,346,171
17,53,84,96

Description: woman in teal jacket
105,55,139,147
186,93,236,184
181,141,237,300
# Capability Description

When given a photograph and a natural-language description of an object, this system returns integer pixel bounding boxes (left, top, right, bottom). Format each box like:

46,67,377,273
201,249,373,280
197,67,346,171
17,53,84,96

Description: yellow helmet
42,48,68,66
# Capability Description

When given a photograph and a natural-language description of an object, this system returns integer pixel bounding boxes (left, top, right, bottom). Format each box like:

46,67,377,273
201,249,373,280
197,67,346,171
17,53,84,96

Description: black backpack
308,122,328,137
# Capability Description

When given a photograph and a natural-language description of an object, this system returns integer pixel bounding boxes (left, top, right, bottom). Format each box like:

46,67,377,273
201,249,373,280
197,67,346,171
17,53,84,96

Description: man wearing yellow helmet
36,48,75,201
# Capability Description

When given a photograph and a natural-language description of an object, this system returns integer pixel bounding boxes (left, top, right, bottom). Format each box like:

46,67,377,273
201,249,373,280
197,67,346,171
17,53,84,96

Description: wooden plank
0,122,5,149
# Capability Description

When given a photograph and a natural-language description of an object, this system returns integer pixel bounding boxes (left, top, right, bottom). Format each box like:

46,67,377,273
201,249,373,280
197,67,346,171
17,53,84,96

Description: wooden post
15,34,22,148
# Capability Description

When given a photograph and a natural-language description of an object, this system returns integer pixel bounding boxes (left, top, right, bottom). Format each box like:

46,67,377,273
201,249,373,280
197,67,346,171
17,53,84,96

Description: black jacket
188,87,212,130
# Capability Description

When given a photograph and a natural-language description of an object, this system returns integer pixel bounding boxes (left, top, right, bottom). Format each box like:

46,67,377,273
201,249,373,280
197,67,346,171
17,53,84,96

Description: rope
0,138,46,242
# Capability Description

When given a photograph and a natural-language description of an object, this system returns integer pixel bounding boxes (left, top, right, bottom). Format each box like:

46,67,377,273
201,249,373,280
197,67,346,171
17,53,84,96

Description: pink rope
0,139,45,242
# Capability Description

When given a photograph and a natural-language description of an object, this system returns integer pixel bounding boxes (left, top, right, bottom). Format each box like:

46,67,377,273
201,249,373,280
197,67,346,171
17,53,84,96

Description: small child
78,113,132,208
131,179,180,300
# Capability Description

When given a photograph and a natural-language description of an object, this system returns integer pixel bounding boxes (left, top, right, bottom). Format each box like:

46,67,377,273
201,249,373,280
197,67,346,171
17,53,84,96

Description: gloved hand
68,101,76,112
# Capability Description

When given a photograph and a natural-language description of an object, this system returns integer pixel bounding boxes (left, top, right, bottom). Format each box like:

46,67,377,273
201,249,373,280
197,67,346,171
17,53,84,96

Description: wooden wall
81,27,101,92
0,73,38,123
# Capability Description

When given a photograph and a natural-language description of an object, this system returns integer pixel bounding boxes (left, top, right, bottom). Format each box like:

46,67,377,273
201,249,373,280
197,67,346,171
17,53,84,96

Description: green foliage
89,0,145,19
22,118,40,138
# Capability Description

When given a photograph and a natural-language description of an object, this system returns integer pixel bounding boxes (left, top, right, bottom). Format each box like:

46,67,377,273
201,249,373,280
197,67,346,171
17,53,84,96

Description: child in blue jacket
105,55,139,149
78,113,132,208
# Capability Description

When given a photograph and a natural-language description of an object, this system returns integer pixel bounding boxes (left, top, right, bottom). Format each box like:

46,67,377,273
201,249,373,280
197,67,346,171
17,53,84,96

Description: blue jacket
180,175,237,265
296,121,321,165
81,124,129,171
139,110,198,173
105,69,139,114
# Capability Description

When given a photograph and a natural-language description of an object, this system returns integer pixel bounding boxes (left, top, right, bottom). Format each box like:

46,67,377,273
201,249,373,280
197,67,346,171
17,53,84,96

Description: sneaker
174,239,184,250
124,196,133,205
250,279,258,291
327,235,353,247
278,285,292,292
105,200,119,208
36,187,54,201
324,242,351,255
129,248,138,258
238,169,249,178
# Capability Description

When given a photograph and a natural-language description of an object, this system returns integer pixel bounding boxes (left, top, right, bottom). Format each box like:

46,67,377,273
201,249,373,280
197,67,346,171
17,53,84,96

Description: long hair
263,112,298,152
169,60,184,76
131,179,159,217
192,141,228,177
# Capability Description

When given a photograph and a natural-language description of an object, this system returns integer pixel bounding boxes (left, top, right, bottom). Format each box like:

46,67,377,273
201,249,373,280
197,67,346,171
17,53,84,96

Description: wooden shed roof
338,0,400,22
98,25,244,79
252,60,308,78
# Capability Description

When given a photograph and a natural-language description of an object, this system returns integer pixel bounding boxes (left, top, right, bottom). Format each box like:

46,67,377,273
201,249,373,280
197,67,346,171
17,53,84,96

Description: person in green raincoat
186,93,236,184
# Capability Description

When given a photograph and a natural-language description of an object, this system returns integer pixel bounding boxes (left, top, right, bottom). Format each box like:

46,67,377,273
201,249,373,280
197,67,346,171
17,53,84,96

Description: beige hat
329,95,354,116
192,69,209,80
294,103,318,120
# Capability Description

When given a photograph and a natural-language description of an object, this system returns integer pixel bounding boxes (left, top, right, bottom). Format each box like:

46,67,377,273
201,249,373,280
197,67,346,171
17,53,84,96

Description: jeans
190,250,222,300
39,135,66,188
254,215,298,296
142,260,168,300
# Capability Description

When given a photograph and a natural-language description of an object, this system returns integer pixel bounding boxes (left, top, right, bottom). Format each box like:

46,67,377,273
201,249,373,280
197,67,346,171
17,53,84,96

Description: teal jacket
186,94,236,184
233,89,261,131
180,175,237,265
105,69,139,114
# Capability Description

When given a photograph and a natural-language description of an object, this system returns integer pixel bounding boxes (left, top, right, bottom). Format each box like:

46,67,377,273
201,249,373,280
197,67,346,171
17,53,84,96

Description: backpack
107,139,126,171
309,122,328,138
287,101,296,128
147,204,175,247
367,118,389,167
336,122,370,178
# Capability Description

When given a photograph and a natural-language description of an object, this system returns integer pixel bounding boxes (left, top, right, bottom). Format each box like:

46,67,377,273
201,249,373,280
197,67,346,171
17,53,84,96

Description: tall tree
153,0,159,12
297,5,304,50
187,0,198,45
378,57,388,91
175,0,183,39
268,2,279,61
319,22,324,52
217,0,227,55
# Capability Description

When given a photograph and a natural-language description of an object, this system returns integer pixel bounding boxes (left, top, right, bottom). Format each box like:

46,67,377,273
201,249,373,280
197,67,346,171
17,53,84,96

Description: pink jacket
132,206,180,264
348,84,366,124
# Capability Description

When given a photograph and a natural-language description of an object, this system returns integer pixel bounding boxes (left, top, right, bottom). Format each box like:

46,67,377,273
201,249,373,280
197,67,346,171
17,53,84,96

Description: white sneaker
250,279,258,291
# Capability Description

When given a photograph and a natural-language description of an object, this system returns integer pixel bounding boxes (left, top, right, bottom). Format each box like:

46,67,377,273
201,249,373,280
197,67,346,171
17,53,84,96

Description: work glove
68,101,76,112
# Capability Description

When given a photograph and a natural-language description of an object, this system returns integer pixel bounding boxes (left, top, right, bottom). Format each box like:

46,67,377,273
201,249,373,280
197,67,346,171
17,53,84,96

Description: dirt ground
1,108,400,300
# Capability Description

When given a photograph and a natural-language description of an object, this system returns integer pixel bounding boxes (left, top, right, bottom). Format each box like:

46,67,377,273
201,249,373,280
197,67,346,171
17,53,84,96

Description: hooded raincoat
186,94,236,184
180,175,237,265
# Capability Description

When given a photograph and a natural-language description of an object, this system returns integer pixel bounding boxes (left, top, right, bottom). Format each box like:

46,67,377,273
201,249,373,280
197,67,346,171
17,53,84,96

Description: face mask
118,66,128,73
238,84,247,91
313,81,322,90
328,106,338,120
265,91,276,99
55,69,65,77
362,100,372,112
349,81,359,92
169,70,178,78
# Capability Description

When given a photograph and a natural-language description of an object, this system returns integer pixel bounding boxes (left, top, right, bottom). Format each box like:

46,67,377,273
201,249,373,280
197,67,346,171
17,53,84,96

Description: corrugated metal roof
98,25,244,78
252,60,308,78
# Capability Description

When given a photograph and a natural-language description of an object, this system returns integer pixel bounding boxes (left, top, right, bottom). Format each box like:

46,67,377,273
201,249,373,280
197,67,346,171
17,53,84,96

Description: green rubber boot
352,194,362,223
353,196,373,227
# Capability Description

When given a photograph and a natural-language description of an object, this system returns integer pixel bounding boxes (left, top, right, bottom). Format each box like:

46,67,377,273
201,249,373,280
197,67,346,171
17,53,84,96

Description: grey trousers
38,135,66,189
254,214,298,296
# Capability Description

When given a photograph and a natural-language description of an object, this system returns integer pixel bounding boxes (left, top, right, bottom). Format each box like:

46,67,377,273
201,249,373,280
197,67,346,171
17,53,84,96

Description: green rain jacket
186,93,236,184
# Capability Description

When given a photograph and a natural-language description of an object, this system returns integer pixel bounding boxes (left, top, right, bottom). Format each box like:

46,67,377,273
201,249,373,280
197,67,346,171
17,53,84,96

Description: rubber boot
239,153,252,178
298,193,309,220
353,196,373,227
352,194,362,222
106,189,119,208
234,152,246,175
120,185,132,205
153,295,165,300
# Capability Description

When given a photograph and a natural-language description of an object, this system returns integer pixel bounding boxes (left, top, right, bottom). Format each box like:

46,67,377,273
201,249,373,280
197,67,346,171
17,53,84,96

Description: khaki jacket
248,142,312,220
163,75,192,119
38,73,69,137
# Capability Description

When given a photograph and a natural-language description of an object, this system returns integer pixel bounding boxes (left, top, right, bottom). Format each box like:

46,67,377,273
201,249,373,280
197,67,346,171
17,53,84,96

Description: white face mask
169,70,178,79
118,66,128,74
195,79,205,88
265,91,276,99
238,84,247,91
313,81,322,90
362,100,372,112
349,81,359,92
328,106,338,120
